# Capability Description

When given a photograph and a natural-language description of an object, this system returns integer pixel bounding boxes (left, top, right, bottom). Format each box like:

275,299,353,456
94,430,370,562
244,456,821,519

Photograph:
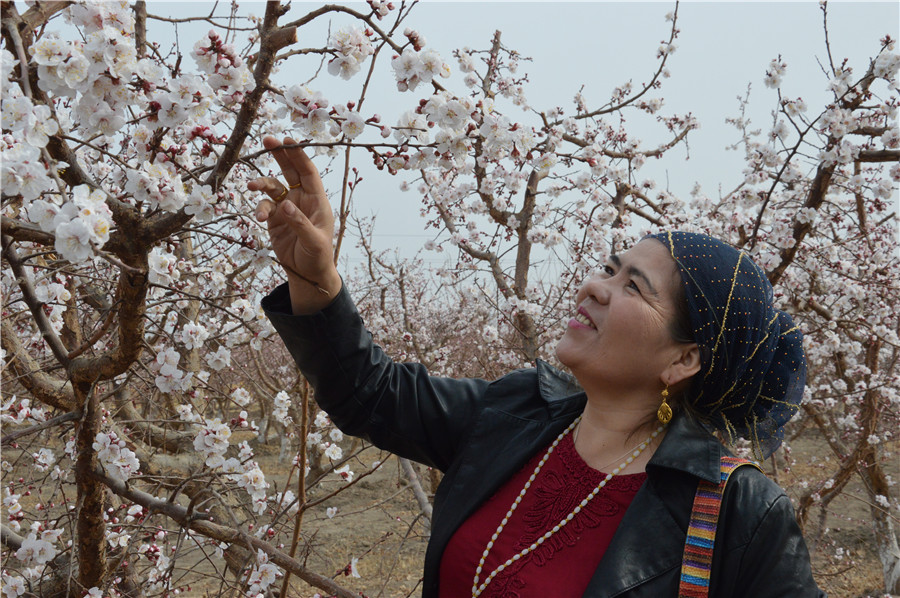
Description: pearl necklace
471,416,665,597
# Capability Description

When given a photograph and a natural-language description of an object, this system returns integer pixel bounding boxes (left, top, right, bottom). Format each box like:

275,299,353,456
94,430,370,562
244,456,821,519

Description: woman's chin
554,335,578,369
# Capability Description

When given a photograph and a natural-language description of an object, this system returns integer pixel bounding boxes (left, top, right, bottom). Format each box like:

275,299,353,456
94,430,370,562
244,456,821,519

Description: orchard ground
4,420,894,597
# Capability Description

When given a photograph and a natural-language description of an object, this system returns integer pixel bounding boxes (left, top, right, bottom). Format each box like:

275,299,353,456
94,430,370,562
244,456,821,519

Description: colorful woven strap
678,456,760,598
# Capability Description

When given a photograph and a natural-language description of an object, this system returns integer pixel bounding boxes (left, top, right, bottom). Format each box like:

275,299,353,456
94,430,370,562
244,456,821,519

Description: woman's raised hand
251,135,342,314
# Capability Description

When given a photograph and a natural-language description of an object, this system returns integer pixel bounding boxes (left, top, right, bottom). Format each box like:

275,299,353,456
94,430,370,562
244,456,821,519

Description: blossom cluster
191,29,256,105
272,390,294,426
3,488,23,533
93,431,141,482
153,346,193,394
0,527,65,596
148,247,181,286
1,396,48,426
391,47,451,92
192,416,233,469
222,442,269,515
328,27,375,80
179,320,210,351
28,185,113,263
245,549,280,596
176,404,269,512
124,161,188,213
0,91,58,199
308,415,344,461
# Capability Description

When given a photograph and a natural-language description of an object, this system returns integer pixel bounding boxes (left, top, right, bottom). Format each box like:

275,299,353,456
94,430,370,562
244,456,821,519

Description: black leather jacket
263,283,825,597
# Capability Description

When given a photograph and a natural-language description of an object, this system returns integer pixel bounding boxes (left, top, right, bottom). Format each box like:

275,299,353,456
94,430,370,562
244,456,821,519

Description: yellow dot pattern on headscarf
650,231,807,459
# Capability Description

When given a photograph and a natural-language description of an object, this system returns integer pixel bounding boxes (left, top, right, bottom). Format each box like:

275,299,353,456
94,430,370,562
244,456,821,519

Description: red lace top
439,432,647,597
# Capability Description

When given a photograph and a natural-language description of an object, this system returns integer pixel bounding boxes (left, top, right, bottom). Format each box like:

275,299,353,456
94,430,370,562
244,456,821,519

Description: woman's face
556,239,691,395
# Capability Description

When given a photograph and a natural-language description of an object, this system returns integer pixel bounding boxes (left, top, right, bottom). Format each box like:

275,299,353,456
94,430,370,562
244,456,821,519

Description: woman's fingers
254,197,276,222
264,135,301,187
263,135,300,185
247,175,285,196
262,136,327,197
249,176,285,222
252,136,332,230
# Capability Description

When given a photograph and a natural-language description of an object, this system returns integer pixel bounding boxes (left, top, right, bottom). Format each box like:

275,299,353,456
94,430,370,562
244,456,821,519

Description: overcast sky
268,1,897,262
121,2,900,263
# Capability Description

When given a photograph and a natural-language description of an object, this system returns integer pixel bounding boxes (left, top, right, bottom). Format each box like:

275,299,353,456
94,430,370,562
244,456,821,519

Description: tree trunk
73,381,108,594
862,448,900,593
400,458,432,535
872,508,900,594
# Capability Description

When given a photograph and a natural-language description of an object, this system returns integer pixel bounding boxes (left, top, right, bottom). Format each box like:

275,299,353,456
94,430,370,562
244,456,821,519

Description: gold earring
657,385,672,425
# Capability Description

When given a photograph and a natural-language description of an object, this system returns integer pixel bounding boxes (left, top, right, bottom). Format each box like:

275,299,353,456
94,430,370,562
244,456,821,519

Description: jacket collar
536,359,583,402
537,359,725,485
648,413,725,484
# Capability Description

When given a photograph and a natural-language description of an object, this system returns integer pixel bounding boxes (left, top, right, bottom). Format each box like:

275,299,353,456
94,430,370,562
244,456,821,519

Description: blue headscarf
648,231,806,458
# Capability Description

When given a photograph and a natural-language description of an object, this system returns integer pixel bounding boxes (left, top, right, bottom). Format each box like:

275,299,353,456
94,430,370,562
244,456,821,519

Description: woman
251,136,824,597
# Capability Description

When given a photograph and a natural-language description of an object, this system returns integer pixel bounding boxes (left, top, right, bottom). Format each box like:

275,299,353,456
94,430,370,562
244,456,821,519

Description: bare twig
1,409,82,446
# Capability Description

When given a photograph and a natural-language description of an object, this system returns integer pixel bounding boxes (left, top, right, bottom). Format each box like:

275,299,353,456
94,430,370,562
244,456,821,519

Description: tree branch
1,235,72,366
94,468,357,598
68,259,149,384
0,319,76,411
0,215,55,246
857,149,900,163
767,162,835,285
74,381,108,590
1,408,82,447
399,458,432,531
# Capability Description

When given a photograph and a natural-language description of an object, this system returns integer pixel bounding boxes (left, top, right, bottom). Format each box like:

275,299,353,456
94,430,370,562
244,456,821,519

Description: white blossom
93,431,141,482
1,573,26,597
32,448,56,472
874,51,899,81
206,345,232,371
54,218,93,262
314,411,330,429
340,111,366,139
193,418,232,469
334,464,354,482
273,391,293,425
246,549,280,595
323,443,343,461
231,386,252,407
764,58,787,88
148,247,180,286
179,321,209,350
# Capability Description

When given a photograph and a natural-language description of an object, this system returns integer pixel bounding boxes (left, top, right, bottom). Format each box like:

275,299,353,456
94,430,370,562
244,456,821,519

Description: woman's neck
573,400,666,474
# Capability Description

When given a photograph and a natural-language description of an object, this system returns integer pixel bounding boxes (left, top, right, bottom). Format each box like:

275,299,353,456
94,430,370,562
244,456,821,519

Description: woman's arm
254,137,492,470
717,469,826,597
262,282,491,471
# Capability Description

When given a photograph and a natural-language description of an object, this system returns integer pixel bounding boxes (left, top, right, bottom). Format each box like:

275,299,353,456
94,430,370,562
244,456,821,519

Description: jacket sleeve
261,282,491,472
717,467,827,597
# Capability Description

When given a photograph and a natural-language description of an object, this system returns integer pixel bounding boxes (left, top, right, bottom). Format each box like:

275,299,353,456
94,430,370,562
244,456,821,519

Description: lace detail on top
486,432,647,597
555,430,649,493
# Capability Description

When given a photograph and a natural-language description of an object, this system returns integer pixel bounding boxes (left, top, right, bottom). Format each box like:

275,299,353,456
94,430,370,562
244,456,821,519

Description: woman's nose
579,275,611,305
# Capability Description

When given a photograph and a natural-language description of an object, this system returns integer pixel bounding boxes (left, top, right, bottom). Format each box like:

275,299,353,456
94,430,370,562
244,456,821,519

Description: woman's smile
570,305,597,330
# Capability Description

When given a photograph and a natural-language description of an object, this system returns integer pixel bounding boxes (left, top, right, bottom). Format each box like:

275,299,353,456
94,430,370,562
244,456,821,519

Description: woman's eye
602,265,615,276
628,280,641,293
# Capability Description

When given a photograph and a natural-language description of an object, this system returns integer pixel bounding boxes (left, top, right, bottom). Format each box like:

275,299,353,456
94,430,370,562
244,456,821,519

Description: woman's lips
569,305,597,330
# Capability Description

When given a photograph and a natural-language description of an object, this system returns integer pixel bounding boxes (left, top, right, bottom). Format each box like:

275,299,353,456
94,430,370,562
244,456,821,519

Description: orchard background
1,1,898,597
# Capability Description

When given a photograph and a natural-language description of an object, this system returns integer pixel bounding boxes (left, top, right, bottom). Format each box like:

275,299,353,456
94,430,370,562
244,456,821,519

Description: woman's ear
663,343,701,387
